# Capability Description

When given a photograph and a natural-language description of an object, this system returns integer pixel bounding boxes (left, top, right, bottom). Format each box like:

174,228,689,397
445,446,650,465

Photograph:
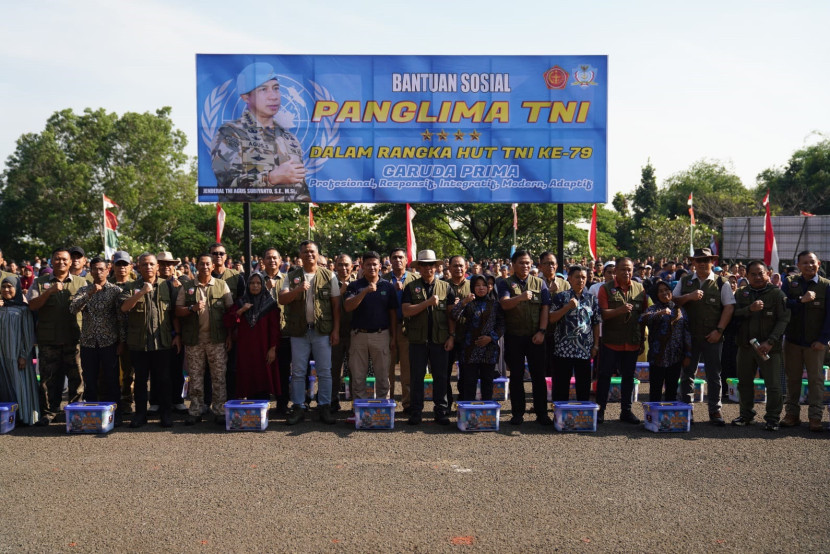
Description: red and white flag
406,203,417,263
309,202,319,230
216,203,226,243
801,210,815,217
762,191,779,271
687,192,696,226
588,204,597,261
512,203,518,230
102,194,120,260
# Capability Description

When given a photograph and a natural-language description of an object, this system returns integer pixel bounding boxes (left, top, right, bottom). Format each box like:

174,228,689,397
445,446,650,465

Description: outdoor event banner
196,54,607,204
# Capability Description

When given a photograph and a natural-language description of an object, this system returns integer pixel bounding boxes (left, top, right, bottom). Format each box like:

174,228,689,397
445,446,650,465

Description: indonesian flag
588,203,597,261
309,202,319,230
801,210,815,217
709,235,719,257
687,192,696,226
102,194,119,260
762,191,780,271
406,203,417,264
512,203,518,230
216,203,226,243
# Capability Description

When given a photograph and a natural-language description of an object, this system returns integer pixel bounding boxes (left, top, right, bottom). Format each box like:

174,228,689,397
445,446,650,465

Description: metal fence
722,215,830,264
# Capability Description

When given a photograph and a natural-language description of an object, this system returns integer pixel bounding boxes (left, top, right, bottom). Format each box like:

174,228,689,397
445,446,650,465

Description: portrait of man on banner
210,62,311,202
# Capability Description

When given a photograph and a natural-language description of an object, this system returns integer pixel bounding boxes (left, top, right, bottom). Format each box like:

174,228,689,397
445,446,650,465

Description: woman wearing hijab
19,265,34,294
0,276,40,424
451,274,505,401
224,272,281,400
639,280,692,401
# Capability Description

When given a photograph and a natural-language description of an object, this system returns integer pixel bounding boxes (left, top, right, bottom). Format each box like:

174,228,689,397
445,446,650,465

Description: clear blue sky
1,0,827,201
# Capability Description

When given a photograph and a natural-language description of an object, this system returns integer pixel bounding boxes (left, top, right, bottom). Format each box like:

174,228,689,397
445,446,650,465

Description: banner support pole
243,202,252,277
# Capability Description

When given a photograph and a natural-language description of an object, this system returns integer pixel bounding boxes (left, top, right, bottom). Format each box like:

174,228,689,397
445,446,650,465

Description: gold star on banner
437,130,448,141
469,130,481,141
421,129,433,141
454,130,465,140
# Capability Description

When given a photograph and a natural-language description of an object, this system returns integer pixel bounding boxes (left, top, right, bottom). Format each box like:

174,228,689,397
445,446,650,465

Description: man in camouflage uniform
210,62,310,203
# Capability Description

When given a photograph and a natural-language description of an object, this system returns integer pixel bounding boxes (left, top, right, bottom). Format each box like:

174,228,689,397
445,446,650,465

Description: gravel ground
2,384,829,553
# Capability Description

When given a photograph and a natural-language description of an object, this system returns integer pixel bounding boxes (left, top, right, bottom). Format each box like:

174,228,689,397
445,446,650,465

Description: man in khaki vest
781,251,830,431
596,258,649,424
497,249,552,426
175,254,233,425
262,247,291,413
279,240,340,425
673,248,735,425
731,261,789,430
333,253,356,412
27,247,86,425
446,255,471,404
109,250,136,415
401,250,455,425
384,248,418,412
120,253,182,428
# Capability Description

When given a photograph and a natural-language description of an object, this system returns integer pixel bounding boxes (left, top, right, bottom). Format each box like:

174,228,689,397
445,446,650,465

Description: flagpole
101,194,106,258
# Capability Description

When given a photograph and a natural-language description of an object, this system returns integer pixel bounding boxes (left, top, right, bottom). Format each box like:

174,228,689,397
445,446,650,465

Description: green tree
611,191,634,254
756,137,830,215
632,159,658,227
632,216,717,261
657,159,755,232
0,107,195,260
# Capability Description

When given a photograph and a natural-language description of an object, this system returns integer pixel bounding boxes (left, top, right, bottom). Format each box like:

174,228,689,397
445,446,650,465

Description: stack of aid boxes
591,377,640,402
224,400,269,431
456,401,500,431
642,401,692,433
474,377,509,401
64,402,116,434
343,376,376,400
353,399,395,429
0,403,17,434
635,362,650,382
552,401,599,432
725,378,767,403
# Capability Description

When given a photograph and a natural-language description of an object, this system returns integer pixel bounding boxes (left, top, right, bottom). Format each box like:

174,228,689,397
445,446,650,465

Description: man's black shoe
597,410,605,424
214,415,226,426
537,414,553,426
130,413,147,428
407,413,422,426
184,414,202,426
286,406,305,425
435,414,451,425
509,415,523,426
620,411,641,424
160,412,174,428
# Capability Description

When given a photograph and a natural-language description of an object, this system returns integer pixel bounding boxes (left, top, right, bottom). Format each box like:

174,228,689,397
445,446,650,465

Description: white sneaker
148,404,159,413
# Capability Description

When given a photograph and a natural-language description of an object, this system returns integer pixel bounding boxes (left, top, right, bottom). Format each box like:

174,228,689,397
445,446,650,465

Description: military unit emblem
543,66,569,90
571,65,599,88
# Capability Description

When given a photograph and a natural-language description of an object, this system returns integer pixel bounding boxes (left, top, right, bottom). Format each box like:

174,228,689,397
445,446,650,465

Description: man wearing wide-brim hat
673,247,736,425
156,252,188,414
401,249,457,425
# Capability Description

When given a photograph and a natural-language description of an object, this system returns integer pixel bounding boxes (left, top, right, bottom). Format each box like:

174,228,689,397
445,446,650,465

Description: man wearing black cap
68,246,93,283
673,248,736,425
210,61,310,202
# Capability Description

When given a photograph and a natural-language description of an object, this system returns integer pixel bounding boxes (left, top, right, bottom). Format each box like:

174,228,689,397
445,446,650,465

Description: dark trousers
596,344,638,412
649,361,681,402
130,349,172,416
150,347,185,406
552,356,592,401
460,362,495,401
331,336,350,406
276,336,292,408
38,343,82,418
410,342,449,416
504,335,547,418
80,344,119,403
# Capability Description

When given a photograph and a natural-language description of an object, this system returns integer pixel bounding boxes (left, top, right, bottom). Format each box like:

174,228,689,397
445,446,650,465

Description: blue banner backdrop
197,54,607,204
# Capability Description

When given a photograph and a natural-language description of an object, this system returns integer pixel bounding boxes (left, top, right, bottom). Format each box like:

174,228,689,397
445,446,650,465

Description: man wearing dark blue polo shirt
344,251,398,414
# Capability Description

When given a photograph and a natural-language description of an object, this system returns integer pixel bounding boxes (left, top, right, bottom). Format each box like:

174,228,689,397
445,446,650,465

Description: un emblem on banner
201,76,339,176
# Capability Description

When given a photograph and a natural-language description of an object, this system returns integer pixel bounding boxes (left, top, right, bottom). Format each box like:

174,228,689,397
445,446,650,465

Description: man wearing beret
211,61,310,202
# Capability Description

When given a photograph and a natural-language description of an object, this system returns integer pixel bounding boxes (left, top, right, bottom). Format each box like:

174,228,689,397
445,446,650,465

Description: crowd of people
0,241,828,432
